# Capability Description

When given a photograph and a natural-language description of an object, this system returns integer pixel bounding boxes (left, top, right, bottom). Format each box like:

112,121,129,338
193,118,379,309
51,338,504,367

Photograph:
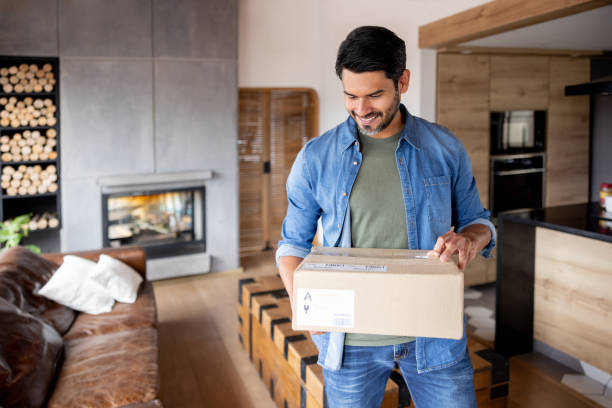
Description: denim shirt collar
339,104,422,152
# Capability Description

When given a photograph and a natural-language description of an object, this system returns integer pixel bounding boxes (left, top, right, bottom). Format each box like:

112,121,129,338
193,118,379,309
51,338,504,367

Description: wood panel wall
238,88,317,254
490,56,549,111
437,54,491,208
534,227,612,374
547,57,590,206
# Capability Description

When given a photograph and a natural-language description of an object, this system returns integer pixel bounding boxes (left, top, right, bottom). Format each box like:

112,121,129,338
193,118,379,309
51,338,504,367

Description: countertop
499,202,612,243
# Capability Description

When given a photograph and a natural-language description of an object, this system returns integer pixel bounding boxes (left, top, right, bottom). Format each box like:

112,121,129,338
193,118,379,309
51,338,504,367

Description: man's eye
370,94,381,98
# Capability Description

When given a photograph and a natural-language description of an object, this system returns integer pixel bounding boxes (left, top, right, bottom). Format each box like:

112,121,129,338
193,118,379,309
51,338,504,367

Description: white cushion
90,254,143,303
38,255,115,314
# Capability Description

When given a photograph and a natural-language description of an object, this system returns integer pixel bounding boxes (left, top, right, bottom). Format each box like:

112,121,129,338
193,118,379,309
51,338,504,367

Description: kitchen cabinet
437,52,591,210
490,56,549,111
437,53,490,208
547,57,590,206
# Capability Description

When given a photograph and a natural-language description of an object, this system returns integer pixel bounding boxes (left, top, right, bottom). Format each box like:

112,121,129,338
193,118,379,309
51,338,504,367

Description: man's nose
353,98,370,116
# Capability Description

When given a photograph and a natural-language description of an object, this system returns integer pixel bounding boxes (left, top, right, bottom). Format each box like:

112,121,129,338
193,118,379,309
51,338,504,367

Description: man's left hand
427,225,492,271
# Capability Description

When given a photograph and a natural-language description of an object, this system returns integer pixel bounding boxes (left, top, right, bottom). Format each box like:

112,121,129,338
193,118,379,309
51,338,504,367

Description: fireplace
102,187,205,259
98,171,213,280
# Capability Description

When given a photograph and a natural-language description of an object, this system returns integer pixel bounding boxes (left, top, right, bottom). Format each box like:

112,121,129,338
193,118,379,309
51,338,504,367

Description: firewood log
37,217,48,230
48,216,59,229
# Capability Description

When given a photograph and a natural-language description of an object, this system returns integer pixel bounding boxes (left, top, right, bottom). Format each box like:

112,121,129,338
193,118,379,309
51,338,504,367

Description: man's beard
354,91,401,136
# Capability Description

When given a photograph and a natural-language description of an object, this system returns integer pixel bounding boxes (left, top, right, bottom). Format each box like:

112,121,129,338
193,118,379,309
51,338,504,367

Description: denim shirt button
342,192,347,197
353,161,358,166
337,223,341,229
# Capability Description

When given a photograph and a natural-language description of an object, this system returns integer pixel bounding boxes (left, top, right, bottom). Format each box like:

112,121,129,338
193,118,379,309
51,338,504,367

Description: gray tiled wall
59,0,153,58
154,0,237,59
60,177,103,251
154,60,237,172
61,59,155,178
0,0,58,56
0,0,239,272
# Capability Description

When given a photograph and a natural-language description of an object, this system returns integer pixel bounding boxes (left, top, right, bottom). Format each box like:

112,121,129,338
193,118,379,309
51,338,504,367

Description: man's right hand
278,256,327,338
277,255,303,306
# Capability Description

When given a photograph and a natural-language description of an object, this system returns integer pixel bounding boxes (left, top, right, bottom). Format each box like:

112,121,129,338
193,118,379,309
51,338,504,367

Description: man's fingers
432,231,479,270
426,250,439,258
432,231,455,254
457,245,468,270
440,237,459,262
432,235,446,253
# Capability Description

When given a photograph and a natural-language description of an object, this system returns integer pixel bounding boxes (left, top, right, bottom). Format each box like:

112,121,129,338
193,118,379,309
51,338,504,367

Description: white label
303,262,387,272
296,288,355,328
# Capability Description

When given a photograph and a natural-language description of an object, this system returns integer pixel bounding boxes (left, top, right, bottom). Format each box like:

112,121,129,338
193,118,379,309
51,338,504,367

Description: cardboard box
292,247,464,339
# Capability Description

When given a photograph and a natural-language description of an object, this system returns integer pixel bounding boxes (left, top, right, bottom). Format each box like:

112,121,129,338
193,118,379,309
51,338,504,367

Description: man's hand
426,224,492,271
278,256,327,337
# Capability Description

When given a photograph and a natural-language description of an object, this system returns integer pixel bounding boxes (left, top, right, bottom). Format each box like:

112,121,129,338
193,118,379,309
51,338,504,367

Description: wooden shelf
0,92,55,98
27,226,60,234
0,55,61,245
0,125,56,132
2,192,58,200
1,160,57,166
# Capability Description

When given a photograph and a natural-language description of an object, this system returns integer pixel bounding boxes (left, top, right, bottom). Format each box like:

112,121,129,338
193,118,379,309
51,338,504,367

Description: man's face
341,69,408,136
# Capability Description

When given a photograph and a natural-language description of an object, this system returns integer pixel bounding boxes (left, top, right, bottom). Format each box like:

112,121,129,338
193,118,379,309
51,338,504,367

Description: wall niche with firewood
0,56,61,252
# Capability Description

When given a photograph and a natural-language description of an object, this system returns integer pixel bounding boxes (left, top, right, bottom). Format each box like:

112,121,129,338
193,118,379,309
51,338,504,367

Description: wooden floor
153,251,602,408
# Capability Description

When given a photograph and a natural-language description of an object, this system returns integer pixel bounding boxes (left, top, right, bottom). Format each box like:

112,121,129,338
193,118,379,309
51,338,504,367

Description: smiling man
276,26,495,407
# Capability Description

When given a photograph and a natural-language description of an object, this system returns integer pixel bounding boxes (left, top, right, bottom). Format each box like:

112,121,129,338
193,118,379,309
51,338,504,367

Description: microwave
490,110,546,155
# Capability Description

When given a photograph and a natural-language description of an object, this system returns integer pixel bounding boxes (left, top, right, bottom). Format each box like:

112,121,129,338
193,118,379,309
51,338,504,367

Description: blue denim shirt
276,105,496,373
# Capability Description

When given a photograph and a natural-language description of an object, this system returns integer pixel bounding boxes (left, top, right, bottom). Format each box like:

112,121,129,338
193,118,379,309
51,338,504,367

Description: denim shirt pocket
424,175,452,238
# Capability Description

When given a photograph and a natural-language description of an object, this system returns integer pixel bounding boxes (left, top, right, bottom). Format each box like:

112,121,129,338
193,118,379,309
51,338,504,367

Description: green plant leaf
0,213,34,248
24,245,42,255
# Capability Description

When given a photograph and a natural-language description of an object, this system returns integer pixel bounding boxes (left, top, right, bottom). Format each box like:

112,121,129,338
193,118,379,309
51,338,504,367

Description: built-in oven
490,110,546,155
490,153,546,217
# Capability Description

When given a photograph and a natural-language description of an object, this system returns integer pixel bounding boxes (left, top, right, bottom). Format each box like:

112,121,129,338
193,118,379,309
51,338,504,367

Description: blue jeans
323,341,476,408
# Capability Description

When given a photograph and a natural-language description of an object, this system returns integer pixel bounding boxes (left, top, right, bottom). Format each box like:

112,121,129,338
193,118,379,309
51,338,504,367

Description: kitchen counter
499,202,612,243
495,202,612,368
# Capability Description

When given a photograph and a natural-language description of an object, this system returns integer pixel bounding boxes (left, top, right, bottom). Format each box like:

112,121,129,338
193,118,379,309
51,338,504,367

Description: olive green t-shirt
345,129,416,346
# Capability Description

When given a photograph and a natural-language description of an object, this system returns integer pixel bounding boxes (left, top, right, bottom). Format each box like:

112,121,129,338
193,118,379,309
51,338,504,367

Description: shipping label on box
295,288,355,328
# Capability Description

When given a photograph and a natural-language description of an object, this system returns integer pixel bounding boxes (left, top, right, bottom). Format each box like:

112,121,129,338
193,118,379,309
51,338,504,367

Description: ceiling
460,4,612,51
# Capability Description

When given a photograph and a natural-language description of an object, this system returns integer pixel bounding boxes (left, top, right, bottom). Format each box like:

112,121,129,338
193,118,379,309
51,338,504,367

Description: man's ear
398,69,410,94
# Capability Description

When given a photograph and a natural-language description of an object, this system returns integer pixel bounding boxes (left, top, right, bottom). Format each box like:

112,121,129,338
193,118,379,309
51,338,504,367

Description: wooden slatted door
239,88,318,255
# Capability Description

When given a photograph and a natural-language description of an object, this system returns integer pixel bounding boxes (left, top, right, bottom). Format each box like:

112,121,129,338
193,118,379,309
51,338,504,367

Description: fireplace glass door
103,187,205,258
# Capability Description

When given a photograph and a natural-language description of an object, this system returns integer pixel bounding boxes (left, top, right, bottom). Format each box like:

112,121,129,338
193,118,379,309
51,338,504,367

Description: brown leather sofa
0,246,162,408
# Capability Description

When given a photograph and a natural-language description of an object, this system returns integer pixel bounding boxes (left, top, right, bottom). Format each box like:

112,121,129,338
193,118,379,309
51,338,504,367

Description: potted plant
0,213,41,254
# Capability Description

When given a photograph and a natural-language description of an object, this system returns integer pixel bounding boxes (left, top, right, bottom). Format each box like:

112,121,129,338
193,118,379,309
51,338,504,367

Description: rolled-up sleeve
276,146,321,265
452,145,496,258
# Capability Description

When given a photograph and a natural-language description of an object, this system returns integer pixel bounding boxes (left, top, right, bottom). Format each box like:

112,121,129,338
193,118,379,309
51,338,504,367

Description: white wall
239,0,488,132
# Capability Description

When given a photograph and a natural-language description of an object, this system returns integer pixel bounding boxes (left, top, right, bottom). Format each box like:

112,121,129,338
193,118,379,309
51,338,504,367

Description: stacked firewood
0,63,55,94
27,212,60,231
1,164,58,196
0,128,57,162
0,96,56,128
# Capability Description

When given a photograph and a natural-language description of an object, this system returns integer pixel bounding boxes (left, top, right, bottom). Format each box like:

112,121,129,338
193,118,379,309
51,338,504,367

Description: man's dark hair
335,26,406,86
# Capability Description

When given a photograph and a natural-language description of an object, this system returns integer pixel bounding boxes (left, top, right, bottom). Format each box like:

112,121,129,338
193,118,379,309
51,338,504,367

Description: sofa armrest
42,246,147,280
